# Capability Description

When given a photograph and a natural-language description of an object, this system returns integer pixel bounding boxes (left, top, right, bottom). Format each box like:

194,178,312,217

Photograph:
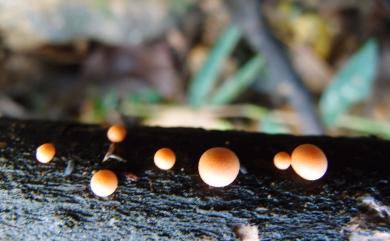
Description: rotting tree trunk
0,118,389,240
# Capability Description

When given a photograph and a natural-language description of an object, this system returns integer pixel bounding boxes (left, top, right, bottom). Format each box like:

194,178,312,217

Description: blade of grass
210,54,265,105
188,25,241,107
336,115,390,139
260,113,290,134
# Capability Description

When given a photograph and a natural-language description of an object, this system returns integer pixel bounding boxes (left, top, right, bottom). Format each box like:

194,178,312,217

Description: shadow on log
0,118,389,240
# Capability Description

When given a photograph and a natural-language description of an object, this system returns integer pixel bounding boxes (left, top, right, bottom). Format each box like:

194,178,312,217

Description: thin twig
102,143,127,163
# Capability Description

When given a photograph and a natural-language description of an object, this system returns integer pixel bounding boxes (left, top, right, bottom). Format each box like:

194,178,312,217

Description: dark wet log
0,118,389,240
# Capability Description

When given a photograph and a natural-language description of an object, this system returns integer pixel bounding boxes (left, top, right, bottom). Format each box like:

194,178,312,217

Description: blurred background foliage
0,0,389,138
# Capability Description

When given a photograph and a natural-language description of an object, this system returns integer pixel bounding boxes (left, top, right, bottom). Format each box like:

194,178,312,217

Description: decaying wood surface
0,118,389,240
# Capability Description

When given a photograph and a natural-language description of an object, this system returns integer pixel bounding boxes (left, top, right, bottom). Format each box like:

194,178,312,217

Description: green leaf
188,25,241,107
319,39,379,126
210,55,265,105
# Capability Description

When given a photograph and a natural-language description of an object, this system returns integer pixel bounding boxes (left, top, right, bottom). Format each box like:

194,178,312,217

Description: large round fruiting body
36,143,56,163
273,151,291,170
154,148,176,170
291,144,328,181
107,124,127,143
198,147,240,187
90,170,118,197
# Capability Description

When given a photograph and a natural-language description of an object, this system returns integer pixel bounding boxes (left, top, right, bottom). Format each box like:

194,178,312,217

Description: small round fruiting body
107,124,127,143
154,148,176,170
291,144,328,181
90,170,118,197
273,151,291,170
198,147,240,187
36,143,56,163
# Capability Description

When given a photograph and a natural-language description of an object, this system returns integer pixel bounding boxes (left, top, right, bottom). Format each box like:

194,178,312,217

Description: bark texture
0,118,389,240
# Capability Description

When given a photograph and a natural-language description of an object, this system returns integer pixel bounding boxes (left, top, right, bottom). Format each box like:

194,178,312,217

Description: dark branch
226,0,324,135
